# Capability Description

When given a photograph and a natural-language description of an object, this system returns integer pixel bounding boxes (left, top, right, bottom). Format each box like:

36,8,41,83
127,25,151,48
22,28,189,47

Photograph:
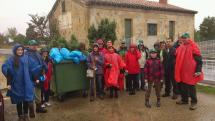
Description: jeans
90,74,103,96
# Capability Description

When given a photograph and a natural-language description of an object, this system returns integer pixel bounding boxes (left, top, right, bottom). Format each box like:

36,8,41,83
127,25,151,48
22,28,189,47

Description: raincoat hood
13,44,24,56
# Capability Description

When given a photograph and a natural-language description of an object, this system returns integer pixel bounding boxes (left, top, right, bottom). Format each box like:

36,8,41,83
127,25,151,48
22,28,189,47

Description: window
169,21,175,40
147,23,157,36
62,0,66,13
125,19,133,47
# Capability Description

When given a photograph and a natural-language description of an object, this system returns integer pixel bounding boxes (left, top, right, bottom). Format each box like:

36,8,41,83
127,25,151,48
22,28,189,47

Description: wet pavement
3,90,215,121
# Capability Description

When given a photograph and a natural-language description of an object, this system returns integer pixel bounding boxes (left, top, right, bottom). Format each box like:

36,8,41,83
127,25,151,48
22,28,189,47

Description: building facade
48,0,197,48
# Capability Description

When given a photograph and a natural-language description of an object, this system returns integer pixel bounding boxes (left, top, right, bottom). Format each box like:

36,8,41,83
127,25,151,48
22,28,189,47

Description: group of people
1,32,203,121
87,32,203,110
2,40,53,121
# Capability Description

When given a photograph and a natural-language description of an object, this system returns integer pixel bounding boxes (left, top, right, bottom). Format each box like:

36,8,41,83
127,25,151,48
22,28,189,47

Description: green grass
197,84,215,95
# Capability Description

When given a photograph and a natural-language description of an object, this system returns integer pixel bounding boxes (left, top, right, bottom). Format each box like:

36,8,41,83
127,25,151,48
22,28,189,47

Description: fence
197,40,215,82
197,40,215,59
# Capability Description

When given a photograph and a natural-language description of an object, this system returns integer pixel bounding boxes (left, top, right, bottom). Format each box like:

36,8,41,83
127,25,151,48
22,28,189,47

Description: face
166,39,173,48
93,46,99,52
107,41,112,47
160,43,166,50
42,52,48,57
29,45,38,51
181,37,189,44
98,43,104,49
150,52,157,58
16,47,24,56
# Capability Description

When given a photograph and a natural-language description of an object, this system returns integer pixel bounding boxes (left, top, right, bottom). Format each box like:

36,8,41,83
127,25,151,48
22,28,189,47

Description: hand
160,80,163,83
7,85,11,90
36,80,40,84
194,72,201,77
145,82,148,90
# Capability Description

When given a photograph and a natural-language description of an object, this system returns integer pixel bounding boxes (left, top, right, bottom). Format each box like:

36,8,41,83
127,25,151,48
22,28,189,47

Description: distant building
48,0,197,48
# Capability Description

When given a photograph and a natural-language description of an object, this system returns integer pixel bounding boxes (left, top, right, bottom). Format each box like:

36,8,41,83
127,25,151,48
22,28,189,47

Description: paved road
3,91,215,121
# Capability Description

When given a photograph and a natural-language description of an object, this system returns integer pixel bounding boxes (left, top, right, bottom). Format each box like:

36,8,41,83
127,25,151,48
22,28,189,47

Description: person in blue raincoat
25,40,48,116
2,44,35,120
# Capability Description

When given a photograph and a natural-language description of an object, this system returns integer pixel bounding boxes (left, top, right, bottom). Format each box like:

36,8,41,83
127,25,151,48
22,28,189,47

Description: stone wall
49,0,195,48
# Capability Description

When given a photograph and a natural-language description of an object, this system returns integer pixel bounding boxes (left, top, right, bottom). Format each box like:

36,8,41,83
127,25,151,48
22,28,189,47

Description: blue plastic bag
60,48,72,60
49,48,63,63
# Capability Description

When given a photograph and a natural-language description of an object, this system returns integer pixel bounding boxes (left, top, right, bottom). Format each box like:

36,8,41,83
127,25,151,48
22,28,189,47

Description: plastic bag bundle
71,50,87,61
49,48,86,64
60,48,72,60
49,48,63,63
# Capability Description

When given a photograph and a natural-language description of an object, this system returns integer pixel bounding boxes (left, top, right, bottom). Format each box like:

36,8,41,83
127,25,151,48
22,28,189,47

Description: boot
190,103,197,110
114,89,118,98
145,100,151,108
24,114,30,121
36,103,47,113
156,98,161,107
28,102,35,118
176,100,188,105
90,96,94,102
172,94,178,100
18,115,25,121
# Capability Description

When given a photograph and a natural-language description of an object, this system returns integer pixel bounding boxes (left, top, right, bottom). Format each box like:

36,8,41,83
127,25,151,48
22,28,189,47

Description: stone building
48,0,197,48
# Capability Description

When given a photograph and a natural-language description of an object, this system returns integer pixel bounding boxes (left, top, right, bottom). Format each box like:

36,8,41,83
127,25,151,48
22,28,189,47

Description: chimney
159,0,168,4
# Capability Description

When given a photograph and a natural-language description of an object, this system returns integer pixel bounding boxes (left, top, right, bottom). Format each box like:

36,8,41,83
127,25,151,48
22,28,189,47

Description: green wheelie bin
52,61,89,101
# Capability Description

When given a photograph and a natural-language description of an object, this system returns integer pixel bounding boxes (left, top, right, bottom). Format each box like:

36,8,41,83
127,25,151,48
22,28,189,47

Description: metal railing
202,59,215,82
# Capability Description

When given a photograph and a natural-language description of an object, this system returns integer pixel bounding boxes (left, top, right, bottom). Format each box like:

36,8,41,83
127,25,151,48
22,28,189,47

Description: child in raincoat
40,48,53,108
2,44,35,120
144,49,164,108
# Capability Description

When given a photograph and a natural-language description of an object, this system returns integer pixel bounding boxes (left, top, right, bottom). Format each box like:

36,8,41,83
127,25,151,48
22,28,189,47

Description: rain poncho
175,40,204,85
2,44,35,104
104,49,125,88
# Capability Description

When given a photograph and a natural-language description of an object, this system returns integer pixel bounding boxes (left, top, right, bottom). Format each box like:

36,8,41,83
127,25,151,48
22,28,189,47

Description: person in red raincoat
125,44,141,95
104,46,125,98
175,33,203,110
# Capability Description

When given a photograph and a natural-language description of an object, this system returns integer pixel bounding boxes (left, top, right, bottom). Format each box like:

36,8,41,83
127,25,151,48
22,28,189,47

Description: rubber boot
36,103,47,113
157,98,161,107
24,114,30,121
28,102,35,118
145,100,151,108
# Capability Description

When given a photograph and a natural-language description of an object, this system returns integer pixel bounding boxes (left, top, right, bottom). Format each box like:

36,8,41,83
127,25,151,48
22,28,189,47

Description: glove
106,64,112,68
194,72,201,77
120,68,125,74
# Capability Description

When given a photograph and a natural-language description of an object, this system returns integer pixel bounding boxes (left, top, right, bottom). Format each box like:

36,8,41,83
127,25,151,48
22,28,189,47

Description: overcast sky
0,0,214,35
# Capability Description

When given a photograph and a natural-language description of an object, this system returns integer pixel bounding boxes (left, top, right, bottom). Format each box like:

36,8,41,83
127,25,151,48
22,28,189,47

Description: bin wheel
57,95,64,102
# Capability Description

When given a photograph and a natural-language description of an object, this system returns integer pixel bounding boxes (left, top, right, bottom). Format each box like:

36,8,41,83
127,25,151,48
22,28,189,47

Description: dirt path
3,91,215,121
